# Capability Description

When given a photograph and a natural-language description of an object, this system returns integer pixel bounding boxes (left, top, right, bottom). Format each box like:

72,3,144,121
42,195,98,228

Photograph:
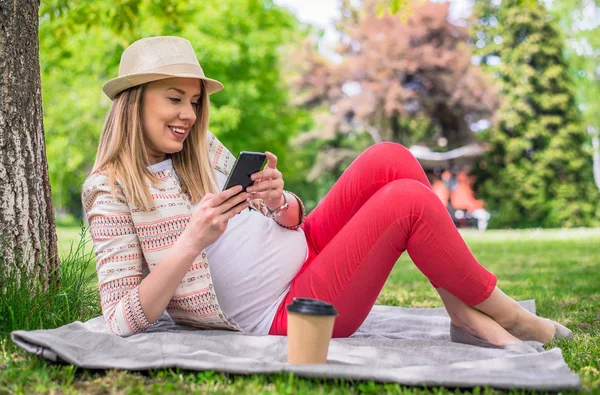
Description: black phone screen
222,151,267,192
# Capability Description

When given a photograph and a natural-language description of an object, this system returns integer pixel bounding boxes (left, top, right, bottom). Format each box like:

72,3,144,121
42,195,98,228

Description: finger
264,151,278,169
247,179,282,193
252,191,281,204
225,199,250,216
250,168,281,181
223,184,244,195
212,192,248,219
220,198,250,220
248,185,280,200
212,185,244,207
221,191,249,212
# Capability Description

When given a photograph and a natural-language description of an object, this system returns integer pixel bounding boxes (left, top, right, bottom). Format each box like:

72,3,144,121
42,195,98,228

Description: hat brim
102,73,224,100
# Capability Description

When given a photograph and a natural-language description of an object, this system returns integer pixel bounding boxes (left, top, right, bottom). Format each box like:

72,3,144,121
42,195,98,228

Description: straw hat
102,36,224,100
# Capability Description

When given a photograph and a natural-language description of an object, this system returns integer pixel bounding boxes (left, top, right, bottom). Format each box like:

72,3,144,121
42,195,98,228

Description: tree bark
0,0,60,285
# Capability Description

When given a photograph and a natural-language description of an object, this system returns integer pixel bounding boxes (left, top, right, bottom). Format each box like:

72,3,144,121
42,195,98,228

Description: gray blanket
11,300,580,391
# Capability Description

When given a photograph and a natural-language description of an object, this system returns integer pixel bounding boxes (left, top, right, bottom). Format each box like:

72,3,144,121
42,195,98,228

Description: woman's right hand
181,185,250,255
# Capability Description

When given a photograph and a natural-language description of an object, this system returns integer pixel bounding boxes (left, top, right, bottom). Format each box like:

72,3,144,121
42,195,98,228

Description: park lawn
1,227,599,394
55,226,95,277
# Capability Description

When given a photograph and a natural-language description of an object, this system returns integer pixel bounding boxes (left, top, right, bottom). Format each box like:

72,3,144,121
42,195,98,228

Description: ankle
448,308,474,329
495,304,522,330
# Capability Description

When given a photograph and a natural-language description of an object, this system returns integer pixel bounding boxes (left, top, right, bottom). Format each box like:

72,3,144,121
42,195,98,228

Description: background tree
0,1,60,285
291,0,498,186
39,0,311,218
548,0,600,191
472,0,600,228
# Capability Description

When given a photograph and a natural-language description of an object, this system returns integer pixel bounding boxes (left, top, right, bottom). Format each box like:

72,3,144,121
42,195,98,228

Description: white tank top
147,159,309,334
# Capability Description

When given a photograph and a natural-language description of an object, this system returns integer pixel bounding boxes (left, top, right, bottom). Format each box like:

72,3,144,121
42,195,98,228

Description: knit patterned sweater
81,132,305,336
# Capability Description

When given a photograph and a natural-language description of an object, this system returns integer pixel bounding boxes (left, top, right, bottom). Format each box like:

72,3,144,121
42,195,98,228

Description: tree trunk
0,0,60,286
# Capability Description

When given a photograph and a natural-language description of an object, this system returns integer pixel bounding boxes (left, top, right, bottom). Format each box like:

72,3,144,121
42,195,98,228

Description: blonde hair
91,80,218,211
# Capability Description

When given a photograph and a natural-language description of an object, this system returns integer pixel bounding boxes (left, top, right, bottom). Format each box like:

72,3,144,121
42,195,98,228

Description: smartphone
222,151,267,193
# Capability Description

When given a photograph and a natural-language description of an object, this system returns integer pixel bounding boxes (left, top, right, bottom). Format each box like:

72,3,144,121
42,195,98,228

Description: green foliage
293,0,497,203
39,0,311,216
472,0,600,228
375,0,413,19
548,0,600,160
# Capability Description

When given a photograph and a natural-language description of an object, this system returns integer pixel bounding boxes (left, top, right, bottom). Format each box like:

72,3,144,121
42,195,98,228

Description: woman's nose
179,103,197,122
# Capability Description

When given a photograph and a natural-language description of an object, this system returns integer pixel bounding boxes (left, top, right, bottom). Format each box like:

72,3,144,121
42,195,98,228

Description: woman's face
142,78,201,165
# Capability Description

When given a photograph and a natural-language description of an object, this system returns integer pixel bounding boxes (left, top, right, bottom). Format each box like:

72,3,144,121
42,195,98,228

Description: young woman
82,36,571,351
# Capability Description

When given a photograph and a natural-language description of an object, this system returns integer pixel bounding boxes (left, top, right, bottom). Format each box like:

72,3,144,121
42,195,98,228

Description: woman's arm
271,191,300,228
249,190,306,230
136,232,205,323
83,173,205,336
272,191,306,229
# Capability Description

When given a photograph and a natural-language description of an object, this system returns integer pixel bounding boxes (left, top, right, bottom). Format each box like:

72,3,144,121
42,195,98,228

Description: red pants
269,142,497,337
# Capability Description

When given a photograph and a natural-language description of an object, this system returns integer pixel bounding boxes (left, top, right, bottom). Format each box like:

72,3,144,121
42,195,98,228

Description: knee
357,142,423,175
379,178,432,200
363,142,414,162
378,179,444,211
370,180,447,222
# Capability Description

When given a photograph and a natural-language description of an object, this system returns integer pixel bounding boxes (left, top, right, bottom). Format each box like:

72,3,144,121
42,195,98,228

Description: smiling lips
168,125,188,140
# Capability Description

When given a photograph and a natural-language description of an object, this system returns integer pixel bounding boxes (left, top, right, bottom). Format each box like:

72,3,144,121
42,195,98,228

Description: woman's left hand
247,151,285,210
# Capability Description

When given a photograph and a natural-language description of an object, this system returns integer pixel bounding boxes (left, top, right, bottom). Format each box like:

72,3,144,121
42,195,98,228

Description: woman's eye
169,97,198,107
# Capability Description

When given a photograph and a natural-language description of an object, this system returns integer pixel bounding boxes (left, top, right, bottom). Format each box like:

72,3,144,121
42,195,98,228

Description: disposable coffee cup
286,298,338,364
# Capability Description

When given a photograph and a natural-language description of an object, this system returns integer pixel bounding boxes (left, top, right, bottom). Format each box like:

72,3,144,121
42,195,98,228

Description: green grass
56,226,95,278
0,227,99,337
1,227,599,394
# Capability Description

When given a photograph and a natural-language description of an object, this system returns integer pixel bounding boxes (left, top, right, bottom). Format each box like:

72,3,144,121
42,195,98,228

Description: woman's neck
148,154,169,165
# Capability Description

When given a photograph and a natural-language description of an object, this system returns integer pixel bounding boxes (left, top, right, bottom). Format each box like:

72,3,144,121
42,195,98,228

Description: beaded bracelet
274,190,306,230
